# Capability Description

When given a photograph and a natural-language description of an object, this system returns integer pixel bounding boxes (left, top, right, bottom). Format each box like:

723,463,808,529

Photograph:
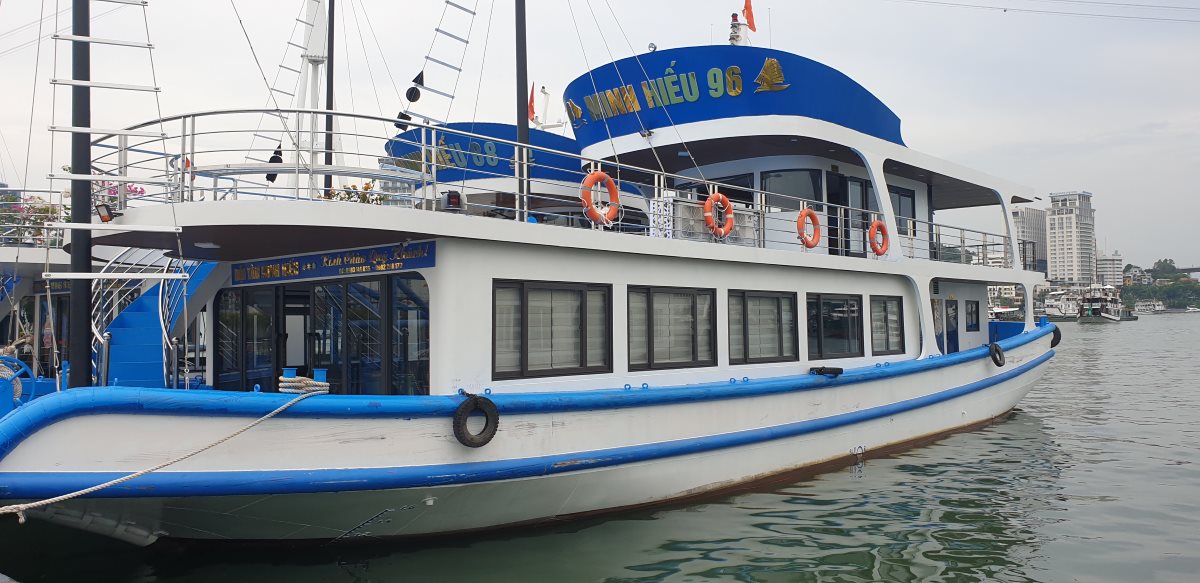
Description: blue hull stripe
0,323,1056,466
0,350,1053,499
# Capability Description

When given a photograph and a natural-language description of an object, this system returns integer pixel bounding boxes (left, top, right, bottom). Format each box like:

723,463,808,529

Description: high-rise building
1046,191,1096,285
1096,249,1124,287
1011,206,1048,275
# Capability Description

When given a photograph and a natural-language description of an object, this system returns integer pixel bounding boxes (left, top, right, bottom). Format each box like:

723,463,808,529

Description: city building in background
1011,206,1048,276
1124,265,1153,286
1047,191,1096,285
1095,249,1124,287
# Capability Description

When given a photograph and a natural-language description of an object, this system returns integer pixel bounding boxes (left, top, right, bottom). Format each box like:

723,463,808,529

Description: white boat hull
1,329,1054,545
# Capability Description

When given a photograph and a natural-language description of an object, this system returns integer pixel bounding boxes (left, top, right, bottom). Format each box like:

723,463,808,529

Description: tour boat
1077,284,1132,322
1133,300,1165,315
0,2,1058,546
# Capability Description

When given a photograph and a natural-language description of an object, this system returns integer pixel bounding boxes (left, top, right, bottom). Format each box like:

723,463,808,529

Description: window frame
628,285,717,371
966,300,981,332
806,293,865,360
492,280,613,381
890,186,916,237
672,173,755,207
869,295,906,356
759,168,824,212
728,289,800,365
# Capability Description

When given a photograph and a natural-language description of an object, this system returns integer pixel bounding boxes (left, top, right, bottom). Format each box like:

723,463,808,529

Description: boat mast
514,0,529,218
323,0,335,196
68,0,92,388
515,0,529,146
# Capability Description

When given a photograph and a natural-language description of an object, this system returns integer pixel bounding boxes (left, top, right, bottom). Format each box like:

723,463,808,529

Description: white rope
601,0,708,182
0,363,21,401
0,388,327,524
277,375,330,393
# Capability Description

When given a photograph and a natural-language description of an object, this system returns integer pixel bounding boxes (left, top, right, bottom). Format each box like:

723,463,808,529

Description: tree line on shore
1123,259,1199,309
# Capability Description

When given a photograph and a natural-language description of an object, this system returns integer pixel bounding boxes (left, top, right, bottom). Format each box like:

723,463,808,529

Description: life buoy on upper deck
704,192,734,239
868,219,889,256
796,207,821,248
581,170,620,225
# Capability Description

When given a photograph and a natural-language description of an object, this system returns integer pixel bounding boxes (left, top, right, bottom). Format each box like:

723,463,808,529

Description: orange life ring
581,170,620,225
704,192,734,239
796,207,821,248
868,219,889,256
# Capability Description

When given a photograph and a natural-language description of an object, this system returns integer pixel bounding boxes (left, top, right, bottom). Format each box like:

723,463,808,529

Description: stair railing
90,246,170,384
158,258,205,387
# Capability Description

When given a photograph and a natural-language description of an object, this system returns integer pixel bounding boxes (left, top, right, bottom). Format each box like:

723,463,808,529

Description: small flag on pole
742,0,757,32
528,82,537,122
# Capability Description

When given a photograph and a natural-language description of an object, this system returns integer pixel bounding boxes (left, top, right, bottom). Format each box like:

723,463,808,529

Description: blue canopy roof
562,45,905,150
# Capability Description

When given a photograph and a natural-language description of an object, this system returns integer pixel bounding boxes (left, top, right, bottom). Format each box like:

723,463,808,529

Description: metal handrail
86,107,1025,269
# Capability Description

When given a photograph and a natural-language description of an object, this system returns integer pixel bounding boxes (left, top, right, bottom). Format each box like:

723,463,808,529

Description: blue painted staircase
103,262,218,387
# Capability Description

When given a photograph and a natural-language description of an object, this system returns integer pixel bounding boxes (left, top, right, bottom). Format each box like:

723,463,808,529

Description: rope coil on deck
0,366,20,402
278,375,331,394
0,336,31,402
0,387,327,525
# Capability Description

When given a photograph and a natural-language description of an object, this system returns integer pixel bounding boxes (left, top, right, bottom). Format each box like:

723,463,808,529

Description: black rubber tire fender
452,395,499,448
1051,326,1062,348
989,342,1006,367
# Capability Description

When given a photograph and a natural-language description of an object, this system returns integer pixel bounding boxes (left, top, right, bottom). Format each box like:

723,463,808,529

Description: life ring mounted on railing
704,191,735,239
581,170,620,226
796,207,821,248
868,219,889,256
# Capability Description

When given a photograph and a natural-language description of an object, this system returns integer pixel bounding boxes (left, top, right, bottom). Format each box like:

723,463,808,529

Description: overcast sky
1,0,1197,268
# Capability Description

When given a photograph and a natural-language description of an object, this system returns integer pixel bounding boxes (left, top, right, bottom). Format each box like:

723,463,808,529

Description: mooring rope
0,387,327,524
0,364,20,402
277,375,331,394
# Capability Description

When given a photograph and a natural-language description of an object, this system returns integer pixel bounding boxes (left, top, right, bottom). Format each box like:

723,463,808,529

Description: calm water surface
1,316,1198,582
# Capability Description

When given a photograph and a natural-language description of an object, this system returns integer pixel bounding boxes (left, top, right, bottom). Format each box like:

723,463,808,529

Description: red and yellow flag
528,82,537,122
742,0,757,32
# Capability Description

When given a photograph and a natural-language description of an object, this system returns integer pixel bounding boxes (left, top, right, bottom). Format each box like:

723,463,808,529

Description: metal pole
68,0,92,388
515,0,529,219
515,0,529,147
323,0,335,198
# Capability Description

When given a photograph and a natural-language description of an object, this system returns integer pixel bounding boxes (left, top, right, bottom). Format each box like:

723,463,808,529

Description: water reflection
3,319,1200,582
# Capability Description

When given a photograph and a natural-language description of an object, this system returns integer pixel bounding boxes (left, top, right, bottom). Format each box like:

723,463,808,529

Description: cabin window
629,286,716,370
807,294,864,359
215,289,242,389
213,272,430,395
890,186,916,236
391,274,430,395
674,174,754,207
244,287,277,391
729,290,798,364
761,169,822,211
966,300,981,332
492,281,611,380
870,296,905,355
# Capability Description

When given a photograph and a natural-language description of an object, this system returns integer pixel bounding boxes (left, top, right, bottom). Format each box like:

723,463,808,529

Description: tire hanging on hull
453,395,500,447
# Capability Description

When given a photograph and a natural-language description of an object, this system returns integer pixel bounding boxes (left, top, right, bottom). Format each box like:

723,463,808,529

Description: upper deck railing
0,200,67,248
83,108,1030,270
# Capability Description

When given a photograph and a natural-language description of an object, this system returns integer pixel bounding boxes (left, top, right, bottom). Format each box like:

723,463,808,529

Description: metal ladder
244,1,324,164
405,0,481,126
